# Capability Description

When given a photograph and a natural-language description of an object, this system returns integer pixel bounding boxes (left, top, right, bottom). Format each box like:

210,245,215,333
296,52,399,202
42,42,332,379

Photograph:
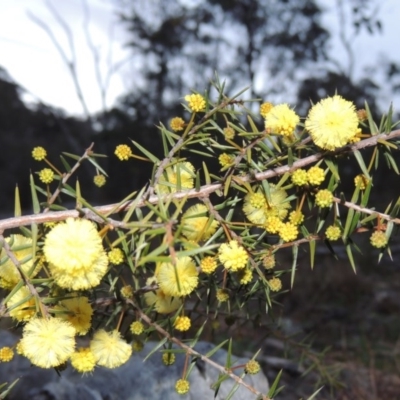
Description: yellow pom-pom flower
0,234,40,289
156,256,199,297
243,185,291,225
262,254,275,270
70,348,96,373
260,102,274,118
264,216,283,234
315,189,334,208
305,95,359,150
20,317,76,368
90,329,132,369
156,161,195,194
39,168,54,184
219,153,235,168
268,277,282,292
94,174,106,187
370,231,388,248
115,144,132,161
307,166,325,186
216,288,229,302
130,321,145,335
7,286,36,321
200,256,218,274
175,379,190,395
184,93,206,112
325,225,341,241
291,169,308,186
108,248,124,265
245,359,261,374
170,117,185,131
32,146,47,161
144,282,182,314
219,240,248,271
174,316,191,332
223,126,235,140
0,347,14,362
43,218,108,290
279,222,298,242
181,204,219,242
354,174,369,190
54,296,93,335
238,268,253,285
289,210,304,226
162,352,176,366
265,103,300,136
121,285,134,299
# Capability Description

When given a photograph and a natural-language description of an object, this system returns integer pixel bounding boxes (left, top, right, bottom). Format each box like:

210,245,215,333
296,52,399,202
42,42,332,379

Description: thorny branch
1,128,400,232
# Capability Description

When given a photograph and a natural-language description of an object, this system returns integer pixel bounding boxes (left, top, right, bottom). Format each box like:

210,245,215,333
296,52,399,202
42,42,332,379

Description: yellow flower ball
245,359,261,374
90,329,132,368
238,268,253,285
315,189,334,208
269,277,282,292
325,225,341,241
94,174,106,187
291,169,308,186
370,231,388,248
7,286,36,321
130,321,145,335
174,316,191,332
20,318,76,368
162,352,176,366
181,204,219,242
200,256,218,274
0,347,14,362
114,144,132,161
262,254,276,270
70,348,96,373
307,166,325,186
32,146,47,161
144,286,182,314
219,240,248,271
44,218,108,290
279,222,298,242
108,248,124,265
156,256,199,297
175,379,190,395
170,117,185,131
156,161,195,194
265,103,300,136
260,102,274,118
305,95,359,150
184,93,206,112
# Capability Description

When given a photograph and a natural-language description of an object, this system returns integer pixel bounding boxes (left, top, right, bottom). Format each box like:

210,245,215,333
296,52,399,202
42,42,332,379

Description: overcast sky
0,0,399,116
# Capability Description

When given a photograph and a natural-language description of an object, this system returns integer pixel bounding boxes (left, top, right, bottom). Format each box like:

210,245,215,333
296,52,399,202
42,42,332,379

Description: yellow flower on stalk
43,218,108,290
181,204,219,242
223,126,235,140
90,329,132,369
108,248,124,265
0,347,14,362
0,234,39,289
305,95,359,150
289,210,304,226
175,379,190,395
245,360,261,374
265,103,300,136
291,169,308,186
219,153,235,168
120,285,133,299
262,254,275,269
184,93,206,112
354,174,369,190
32,146,47,161
315,189,334,208
268,277,282,292
115,144,132,161
216,288,229,302
279,222,298,242
170,117,185,131
20,317,76,368
144,281,182,314
174,316,191,332
70,348,96,373
94,174,106,187
54,296,93,335
326,225,341,241
200,256,217,274
156,161,195,194
238,268,253,285
162,352,176,366
260,102,274,118
130,321,144,335
243,185,291,225
370,231,388,248
39,168,54,184
264,216,283,234
219,240,248,271
307,166,325,186
156,256,199,297
7,286,36,321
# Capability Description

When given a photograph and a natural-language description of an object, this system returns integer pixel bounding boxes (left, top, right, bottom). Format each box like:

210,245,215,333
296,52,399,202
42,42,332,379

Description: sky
0,0,399,117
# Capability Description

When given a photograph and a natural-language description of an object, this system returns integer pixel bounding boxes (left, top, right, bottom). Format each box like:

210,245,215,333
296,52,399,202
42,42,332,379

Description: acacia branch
0,129,400,232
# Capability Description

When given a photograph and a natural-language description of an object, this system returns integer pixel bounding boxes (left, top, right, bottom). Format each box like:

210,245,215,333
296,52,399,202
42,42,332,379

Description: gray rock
0,331,269,399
